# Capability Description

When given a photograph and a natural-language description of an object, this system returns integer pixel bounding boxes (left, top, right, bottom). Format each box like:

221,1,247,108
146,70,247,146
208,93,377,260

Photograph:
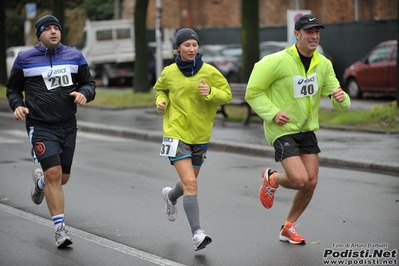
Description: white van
79,19,174,86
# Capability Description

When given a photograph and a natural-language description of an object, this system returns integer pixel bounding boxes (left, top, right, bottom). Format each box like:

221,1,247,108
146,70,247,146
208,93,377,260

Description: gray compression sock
183,195,201,235
168,180,183,203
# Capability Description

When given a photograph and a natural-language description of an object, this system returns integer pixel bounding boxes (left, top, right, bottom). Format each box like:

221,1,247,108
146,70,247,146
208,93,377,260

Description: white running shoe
55,223,73,248
31,168,44,205
162,187,177,221
192,229,212,251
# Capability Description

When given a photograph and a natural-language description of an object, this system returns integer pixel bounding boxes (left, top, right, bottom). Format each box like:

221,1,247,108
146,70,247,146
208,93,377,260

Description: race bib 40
292,73,318,98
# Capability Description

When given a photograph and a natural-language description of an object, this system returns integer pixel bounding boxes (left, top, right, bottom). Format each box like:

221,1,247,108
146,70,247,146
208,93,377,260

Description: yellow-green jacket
245,44,351,145
154,63,232,144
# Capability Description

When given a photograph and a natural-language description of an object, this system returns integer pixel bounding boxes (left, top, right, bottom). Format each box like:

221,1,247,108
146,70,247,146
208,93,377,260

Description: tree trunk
53,0,66,44
133,0,151,93
0,0,7,84
240,0,259,83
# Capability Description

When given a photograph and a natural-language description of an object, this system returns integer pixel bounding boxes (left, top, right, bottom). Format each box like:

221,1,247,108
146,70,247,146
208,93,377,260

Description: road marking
0,139,24,144
0,129,129,142
0,204,186,266
0,129,27,138
0,129,28,144
77,131,128,142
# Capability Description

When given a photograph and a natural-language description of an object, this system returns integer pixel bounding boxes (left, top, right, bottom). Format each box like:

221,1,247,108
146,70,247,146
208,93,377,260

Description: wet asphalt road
0,119,398,266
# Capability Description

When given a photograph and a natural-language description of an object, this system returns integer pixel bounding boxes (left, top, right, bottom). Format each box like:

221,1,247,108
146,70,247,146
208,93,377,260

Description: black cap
35,15,62,39
294,14,324,30
175,28,199,48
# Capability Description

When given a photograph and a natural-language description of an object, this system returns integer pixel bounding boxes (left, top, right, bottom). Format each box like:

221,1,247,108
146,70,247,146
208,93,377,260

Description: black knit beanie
175,28,199,48
35,15,62,39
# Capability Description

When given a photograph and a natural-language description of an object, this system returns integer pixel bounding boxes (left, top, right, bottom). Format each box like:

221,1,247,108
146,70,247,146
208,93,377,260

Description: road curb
1,112,397,176
76,121,399,176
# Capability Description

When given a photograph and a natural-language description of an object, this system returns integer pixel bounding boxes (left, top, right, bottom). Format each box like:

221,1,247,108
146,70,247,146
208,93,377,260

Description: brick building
122,0,397,29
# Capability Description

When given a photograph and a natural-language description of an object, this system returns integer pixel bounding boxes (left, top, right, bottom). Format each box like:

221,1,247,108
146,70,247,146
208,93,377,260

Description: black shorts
169,140,208,168
27,125,77,166
273,131,320,162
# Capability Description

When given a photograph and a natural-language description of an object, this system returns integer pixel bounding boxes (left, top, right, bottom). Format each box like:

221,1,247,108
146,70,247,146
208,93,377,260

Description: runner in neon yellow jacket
154,63,232,144
154,28,231,251
245,43,351,145
245,14,351,245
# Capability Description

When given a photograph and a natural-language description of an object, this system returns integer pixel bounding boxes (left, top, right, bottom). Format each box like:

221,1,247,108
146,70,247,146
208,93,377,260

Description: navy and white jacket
6,43,96,127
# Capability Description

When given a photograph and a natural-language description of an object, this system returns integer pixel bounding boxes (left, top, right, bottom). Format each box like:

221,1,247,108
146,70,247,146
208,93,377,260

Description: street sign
26,3,36,19
287,10,311,45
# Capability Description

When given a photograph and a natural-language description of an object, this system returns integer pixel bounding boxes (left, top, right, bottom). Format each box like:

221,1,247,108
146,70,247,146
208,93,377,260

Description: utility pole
295,0,300,9
354,0,359,21
114,0,120,19
25,3,36,46
155,0,163,79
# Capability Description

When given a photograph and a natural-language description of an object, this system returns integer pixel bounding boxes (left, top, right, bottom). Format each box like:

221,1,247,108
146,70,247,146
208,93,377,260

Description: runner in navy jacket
5,15,96,248
6,36,95,127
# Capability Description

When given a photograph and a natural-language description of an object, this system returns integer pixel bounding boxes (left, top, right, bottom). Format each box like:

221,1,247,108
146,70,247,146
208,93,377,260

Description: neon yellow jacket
154,63,232,144
245,44,351,145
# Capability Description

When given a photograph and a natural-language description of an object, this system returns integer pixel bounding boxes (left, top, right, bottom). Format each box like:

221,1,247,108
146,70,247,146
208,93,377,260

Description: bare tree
133,0,151,92
0,0,7,84
240,0,259,83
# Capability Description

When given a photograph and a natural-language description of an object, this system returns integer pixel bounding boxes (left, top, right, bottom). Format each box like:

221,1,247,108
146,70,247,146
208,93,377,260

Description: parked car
6,46,31,78
199,44,242,83
343,40,397,98
259,41,288,58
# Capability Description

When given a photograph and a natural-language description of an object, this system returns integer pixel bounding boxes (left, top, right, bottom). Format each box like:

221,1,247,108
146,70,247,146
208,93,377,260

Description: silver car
199,44,242,83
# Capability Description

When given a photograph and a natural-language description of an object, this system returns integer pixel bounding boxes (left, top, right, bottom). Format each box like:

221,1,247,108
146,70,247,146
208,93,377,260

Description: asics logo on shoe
309,18,316,21
262,185,277,197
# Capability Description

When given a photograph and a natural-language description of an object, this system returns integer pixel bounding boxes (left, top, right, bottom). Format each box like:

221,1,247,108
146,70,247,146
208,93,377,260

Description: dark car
199,44,242,83
343,40,397,99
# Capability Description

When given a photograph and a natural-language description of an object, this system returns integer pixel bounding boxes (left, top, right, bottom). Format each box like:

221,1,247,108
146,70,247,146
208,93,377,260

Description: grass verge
318,101,399,131
215,101,399,132
92,89,155,108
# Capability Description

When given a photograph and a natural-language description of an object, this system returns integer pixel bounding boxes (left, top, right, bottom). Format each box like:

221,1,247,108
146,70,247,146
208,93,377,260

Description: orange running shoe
279,223,306,244
259,168,278,208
